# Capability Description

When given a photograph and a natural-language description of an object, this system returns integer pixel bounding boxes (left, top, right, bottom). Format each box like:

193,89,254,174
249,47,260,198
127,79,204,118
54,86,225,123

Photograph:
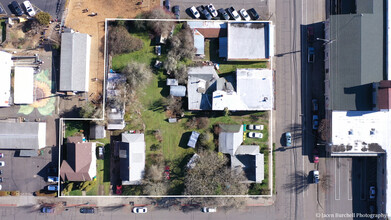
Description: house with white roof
0,51,12,107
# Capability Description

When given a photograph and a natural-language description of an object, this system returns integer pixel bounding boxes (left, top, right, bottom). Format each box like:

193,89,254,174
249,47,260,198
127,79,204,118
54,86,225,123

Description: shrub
108,26,143,55
10,191,20,196
35,12,51,26
197,132,215,151
0,191,10,196
34,190,57,197
196,117,209,129
154,130,163,143
185,117,197,129
148,153,164,165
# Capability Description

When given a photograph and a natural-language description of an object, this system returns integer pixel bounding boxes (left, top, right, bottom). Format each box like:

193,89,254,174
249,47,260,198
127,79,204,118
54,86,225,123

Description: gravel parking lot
0,0,65,19
166,0,270,20
0,147,57,193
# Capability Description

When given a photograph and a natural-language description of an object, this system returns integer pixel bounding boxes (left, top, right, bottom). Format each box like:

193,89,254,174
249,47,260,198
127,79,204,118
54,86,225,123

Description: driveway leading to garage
166,0,270,20
0,0,65,19
0,147,57,193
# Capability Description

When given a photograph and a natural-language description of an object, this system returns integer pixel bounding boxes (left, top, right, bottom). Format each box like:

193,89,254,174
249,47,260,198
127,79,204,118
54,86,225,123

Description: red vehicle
116,185,122,195
313,148,319,164
164,166,170,180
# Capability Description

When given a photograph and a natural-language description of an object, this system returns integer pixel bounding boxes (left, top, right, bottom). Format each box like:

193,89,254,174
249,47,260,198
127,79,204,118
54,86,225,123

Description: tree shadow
148,98,165,112
282,171,309,194
157,79,170,97
178,131,192,149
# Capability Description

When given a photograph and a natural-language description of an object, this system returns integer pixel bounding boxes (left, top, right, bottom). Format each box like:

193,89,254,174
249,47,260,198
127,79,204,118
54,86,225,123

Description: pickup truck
47,176,59,183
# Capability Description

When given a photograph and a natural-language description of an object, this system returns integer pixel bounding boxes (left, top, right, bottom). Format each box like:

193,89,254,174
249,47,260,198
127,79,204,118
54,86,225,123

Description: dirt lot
65,0,159,100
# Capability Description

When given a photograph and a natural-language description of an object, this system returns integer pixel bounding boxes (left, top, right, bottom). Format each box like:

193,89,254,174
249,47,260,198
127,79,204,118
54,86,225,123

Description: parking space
166,0,270,20
0,0,65,19
0,147,57,193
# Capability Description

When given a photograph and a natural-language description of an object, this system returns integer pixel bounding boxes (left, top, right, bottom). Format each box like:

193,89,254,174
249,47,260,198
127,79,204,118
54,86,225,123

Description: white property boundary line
58,18,275,198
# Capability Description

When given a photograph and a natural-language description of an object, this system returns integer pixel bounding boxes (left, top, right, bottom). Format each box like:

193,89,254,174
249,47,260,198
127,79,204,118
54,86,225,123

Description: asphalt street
0,0,64,19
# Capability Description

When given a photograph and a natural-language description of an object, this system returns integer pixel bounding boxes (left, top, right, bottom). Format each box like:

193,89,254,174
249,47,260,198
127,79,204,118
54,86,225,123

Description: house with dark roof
218,124,264,183
60,137,96,181
59,31,91,92
118,133,146,185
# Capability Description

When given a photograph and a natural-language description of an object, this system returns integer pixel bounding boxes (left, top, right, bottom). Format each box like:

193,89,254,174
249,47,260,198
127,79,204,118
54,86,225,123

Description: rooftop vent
348,129,353,135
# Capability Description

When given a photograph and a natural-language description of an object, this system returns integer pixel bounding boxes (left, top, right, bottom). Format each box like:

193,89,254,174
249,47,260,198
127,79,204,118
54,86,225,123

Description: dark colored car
196,5,205,13
11,1,23,16
41,206,55,213
164,0,170,10
248,8,260,20
0,177,2,183
80,207,95,214
227,7,241,21
173,5,180,19
202,9,212,20
307,27,315,43
218,8,229,20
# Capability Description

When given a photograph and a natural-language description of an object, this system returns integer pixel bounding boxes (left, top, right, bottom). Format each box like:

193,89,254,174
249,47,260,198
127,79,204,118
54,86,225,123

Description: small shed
168,118,177,123
166,78,178,86
186,153,200,169
187,131,200,148
170,86,186,97
90,124,106,140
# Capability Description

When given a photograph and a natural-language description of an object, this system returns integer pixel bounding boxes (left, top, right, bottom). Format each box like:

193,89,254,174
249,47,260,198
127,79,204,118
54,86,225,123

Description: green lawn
64,121,89,138
69,190,82,196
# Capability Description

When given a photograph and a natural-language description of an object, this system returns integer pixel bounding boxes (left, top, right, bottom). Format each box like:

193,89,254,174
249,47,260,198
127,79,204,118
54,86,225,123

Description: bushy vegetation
35,12,51,25
108,26,144,55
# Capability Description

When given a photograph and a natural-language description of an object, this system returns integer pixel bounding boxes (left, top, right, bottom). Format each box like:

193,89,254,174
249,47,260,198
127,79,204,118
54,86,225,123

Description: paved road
0,0,64,19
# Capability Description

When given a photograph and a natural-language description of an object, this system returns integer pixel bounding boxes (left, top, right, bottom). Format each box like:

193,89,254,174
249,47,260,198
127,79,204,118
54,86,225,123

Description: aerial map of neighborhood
0,0,387,219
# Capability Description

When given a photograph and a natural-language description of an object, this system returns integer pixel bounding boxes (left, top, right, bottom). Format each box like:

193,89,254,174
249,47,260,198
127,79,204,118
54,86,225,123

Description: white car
23,1,36,16
133,207,147,213
47,176,59,183
239,9,250,21
248,132,263,139
202,207,217,212
206,4,218,17
0,161,4,167
248,124,264,131
189,6,200,18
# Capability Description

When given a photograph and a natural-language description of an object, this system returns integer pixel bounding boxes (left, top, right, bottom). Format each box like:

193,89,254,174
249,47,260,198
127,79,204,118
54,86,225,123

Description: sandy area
65,0,159,100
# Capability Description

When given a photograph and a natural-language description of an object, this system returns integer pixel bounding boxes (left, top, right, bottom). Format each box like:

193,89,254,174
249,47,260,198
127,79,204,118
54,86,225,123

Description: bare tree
134,8,175,36
122,62,153,94
108,26,144,55
184,150,249,195
80,102,103,118
143,181,169,195
173,64,188,84
145,165,164,182
163,55,178,75
165,96,184,117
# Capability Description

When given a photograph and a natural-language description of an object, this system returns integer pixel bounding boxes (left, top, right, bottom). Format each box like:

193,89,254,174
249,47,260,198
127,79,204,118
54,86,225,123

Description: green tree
35,12,51,26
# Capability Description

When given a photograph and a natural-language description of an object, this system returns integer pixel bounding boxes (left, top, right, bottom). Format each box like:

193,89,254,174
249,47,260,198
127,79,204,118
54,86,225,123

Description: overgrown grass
64,121,89,138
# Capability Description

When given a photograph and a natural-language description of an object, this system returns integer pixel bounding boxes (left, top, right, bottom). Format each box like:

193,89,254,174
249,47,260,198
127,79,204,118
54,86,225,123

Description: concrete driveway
0,0,65,19
166,0,270,20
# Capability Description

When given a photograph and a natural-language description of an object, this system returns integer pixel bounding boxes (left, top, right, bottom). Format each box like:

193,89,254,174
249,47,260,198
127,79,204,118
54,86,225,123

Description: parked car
116,185,122,195
308,47,315,63
164,0,170,10
218,8,229,20
47,167,58,175
47,185,58,191
248,8,259,20
189,6,200,18
0,161,4,167
98,146,104,159
285,132,292,147
133,207,148,213
313,170,319,184
239,9,250,21
248,132,263,139
0,153,3,158
155,45,161,56
369,186,376,199
202,207,217,213
41,206,55,213
0,5,5,14
313,148,319,164
206,4,218,17
227,7,241,21
80,207,95,214
307,26,315,43
23,1,36,16
0,170,3,175
164,166,170,180
196,5,205,14
248,124,264,131
312,115,319,130
202,9,212,20
0,177,2,183
172,5,180,19
47,176,59,183
154,60,162,69
11,1,23,16
312,99,318,112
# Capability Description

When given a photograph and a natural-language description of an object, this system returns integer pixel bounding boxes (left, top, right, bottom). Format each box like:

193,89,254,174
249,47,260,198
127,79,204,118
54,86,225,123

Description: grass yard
64,121,89,138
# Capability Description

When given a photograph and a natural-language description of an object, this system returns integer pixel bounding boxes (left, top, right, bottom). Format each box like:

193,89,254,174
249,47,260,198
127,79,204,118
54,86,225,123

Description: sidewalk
0,195,274,208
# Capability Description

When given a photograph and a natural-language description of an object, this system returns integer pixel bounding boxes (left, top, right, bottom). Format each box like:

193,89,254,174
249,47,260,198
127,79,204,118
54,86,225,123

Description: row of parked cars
189,5,260,21
247,124,264,139
10,1,36,16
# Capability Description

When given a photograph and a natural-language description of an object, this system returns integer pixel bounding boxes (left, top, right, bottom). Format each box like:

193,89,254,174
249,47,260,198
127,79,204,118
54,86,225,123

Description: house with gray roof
119,133,146,185
325,0,384,111
59,32,91,92
218,124,264,183
0,121,46,149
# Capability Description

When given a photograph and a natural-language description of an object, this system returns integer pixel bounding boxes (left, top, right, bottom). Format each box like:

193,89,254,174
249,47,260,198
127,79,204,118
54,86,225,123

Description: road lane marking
335,158,340,200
